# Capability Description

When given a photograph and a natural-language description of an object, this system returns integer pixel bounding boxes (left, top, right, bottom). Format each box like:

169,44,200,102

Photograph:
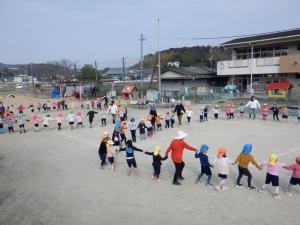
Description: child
229,105,235,120
28,104,34,113
86,109,98,128
112,123,121,152
138,118,146,140
170,110,175,128
119,140,144,176
232,144,262,190
106,140,117,171
66,110,75,130
199,106,204,123
282,106,288,120
57,111,63,130
6,114,14,133
259,154,286,198
119,107,125,122
37,103,41,113
203,105,209,122
120,121,127,142
0,117,5,134
156,113,162,131
284,155,300,197
128,118,137,143
98,131,109,169
238,103,245,118
215,147,230,191
225,104,231,120
145,146,168,182
42,114,54,128
32,114,40,132
100,109,107,126
270,104,279,121
213,105,219,120
18,113,28,134
145,118,153,138
195,144,214,186
76,111,83,128
186,107,193,124
164,112,170,128
262,103,269,120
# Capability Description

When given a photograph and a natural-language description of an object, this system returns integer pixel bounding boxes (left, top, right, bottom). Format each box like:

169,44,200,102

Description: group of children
98,130,300,198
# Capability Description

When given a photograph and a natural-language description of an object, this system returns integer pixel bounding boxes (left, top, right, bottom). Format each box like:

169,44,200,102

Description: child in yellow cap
259,154,286,198
145,146,168,182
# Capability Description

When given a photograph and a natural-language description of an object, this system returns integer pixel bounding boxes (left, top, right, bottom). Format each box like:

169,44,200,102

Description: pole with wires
140,33,145,99
157,18,161,101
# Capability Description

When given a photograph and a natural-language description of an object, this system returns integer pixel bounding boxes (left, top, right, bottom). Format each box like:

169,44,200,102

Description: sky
0,0,299,68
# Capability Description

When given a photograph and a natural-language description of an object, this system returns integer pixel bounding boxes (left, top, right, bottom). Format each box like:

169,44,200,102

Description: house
267,80,291,99
121,85,138,100
103,68,124,79
161,67,228,97
217,28,300,98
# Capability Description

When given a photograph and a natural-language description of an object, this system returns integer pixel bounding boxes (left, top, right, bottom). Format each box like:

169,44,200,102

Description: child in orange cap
215,147,231,191
284,156,300,197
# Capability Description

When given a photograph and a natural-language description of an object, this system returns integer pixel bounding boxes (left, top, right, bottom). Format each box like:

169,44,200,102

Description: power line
145,28,300,41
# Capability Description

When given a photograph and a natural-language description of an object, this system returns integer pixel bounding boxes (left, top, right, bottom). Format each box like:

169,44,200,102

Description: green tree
79,64,96,81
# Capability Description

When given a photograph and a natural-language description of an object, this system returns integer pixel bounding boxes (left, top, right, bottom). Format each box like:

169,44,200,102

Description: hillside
138,45,231,70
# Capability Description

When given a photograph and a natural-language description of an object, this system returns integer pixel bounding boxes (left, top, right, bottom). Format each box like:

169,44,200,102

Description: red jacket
165,139,196,163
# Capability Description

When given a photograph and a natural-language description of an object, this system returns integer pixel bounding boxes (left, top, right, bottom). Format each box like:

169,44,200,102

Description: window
273,89,280,95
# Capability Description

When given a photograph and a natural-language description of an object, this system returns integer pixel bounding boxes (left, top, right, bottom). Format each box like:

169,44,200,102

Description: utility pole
95,61,98,82
31,63,34,97
122,57,126,83
140,33,145,98
157,18,161,101
210,46,213,69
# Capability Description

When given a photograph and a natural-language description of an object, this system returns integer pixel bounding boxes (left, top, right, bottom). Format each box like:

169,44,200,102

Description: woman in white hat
165,130,197,185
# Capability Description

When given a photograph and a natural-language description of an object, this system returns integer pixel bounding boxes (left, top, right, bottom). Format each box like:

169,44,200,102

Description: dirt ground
0,96,300,225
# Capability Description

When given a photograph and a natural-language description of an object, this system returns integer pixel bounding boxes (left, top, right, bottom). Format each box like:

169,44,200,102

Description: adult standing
149,104,157,132
98,131,109,169
174,101,186,125
108,101,118,124
245,96,260,119
165,130,197,185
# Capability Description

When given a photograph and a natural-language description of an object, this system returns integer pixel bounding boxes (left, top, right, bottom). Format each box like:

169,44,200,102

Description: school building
217,28,300,99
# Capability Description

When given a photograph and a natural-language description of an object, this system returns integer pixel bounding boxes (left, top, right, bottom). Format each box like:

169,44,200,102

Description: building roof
121,85,137,94
104,68,124,76
221,28,300,47
161,67,217,80
267,81,291,90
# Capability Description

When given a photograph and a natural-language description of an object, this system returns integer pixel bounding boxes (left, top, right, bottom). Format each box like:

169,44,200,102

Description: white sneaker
236,184,243,188
215,185,221,191
273,193,281,199
285,192,292,197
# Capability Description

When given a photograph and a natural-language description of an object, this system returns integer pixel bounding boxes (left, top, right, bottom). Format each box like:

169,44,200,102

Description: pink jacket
260,162,286,176
106,146,116,158
284,164,300,178
225,107,230,115
262,107,269,116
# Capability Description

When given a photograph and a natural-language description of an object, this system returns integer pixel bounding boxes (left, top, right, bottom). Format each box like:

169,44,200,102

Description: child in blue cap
195,144,214,186
232,144,261,190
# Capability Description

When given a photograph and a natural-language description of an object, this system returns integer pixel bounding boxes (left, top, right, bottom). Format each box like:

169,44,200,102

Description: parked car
16,83,23,89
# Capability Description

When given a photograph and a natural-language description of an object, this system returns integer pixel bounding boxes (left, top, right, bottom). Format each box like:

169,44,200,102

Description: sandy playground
0,96,300,225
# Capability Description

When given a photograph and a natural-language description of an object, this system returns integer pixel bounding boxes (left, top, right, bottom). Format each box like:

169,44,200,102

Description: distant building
161,67,228,97
167,61,180,68
13,74,37,83
217,28,300,98
103,68,124,79
104,67,153,80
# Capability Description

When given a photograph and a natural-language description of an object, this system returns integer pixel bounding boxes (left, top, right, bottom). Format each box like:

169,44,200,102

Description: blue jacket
195,152,212,167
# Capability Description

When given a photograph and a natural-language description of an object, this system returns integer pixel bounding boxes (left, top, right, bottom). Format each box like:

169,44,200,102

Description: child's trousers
237,166,252,187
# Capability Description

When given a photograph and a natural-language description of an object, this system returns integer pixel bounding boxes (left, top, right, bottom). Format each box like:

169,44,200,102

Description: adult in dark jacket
174,102,186,125
149,105,158,131
98,131,109,168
